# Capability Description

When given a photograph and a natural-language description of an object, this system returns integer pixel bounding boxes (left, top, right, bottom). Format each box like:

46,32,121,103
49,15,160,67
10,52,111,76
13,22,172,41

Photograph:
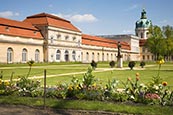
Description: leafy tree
146,25,165,60
162,25,173,61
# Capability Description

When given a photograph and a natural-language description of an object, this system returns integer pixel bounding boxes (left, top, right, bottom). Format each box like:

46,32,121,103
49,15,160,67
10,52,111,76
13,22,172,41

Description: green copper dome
136,9,152,28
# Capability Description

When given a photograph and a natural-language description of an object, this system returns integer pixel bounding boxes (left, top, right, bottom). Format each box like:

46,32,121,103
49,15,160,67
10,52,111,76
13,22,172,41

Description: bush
128,61,136,70
140,61,146,68
91,60,97,69
109,61,115,68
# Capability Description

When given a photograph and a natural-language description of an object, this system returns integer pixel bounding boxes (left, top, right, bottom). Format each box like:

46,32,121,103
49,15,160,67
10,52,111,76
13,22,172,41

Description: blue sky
0,0,173,35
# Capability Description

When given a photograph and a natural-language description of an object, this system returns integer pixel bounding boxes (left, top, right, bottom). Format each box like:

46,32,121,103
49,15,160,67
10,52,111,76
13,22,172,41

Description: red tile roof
0,17,43,39
82,34,130,50
24,13,81,32
139,39,147,46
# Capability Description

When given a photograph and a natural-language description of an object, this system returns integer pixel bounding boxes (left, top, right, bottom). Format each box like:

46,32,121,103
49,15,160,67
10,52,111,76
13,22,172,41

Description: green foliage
1,62,173,106
16,76,41,97
109,61,115,68
26,60,35,78
146,25,173,60
83,67,95,88
140,61,145,68
128,61,136,70
90,60,97,69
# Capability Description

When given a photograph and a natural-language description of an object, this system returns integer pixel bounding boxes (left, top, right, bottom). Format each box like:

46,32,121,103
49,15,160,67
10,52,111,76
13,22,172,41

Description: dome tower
135,9,152,39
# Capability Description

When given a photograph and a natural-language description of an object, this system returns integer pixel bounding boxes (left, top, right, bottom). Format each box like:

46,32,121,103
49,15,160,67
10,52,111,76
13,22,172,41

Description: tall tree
162,25,173,61
146,25,165,60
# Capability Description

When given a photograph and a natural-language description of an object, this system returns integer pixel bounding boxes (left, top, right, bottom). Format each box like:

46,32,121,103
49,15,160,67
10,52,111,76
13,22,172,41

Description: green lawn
1,62,173,88
1,62,173,114
0,96,173,115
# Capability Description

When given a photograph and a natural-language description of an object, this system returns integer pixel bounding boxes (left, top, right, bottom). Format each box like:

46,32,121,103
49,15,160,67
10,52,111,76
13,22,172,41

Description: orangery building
0,9,151,63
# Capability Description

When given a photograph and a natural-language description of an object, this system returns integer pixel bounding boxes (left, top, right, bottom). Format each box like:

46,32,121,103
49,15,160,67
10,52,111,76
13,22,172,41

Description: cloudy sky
0,0,173,35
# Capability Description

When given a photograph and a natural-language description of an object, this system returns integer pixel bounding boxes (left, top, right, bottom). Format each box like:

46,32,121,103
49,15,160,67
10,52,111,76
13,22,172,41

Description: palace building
0,9,151,63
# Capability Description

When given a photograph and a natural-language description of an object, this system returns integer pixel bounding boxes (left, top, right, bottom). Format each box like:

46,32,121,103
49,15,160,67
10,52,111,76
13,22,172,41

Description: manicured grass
1,62,173,88
0,96,172,115
1,62,173,114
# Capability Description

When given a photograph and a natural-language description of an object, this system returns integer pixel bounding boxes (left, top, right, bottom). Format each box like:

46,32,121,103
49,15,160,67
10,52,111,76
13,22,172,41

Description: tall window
97,53,100,61
56,50,61,61
35,49,40,62
111,54,113,60
107,53,109,61
72,51,76,61
64,50,69,61
141,33,144,38
7,47,13,63
86,52,89,62
81,52,83,61
92,52,94,61
102,53,104,61
22,48,27,62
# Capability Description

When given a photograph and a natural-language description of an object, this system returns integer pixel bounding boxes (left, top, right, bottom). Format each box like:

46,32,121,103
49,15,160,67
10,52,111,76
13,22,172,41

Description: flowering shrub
0,77,18,96
16,76,41,97
1,59,173,106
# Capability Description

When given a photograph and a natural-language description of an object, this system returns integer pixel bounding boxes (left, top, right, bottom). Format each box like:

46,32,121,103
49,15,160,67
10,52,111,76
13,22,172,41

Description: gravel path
0,104,130,115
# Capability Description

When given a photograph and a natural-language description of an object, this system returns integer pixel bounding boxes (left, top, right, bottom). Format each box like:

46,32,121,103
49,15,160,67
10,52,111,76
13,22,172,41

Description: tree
146,25,165,60
162,25,173,61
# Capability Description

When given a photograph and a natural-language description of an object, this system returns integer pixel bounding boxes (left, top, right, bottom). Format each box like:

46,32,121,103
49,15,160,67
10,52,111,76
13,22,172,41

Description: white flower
153,85,159,90
130,95,135,100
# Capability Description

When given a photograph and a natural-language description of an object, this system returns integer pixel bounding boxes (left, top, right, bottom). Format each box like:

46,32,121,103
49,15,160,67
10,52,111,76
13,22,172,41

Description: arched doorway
64,50,69,62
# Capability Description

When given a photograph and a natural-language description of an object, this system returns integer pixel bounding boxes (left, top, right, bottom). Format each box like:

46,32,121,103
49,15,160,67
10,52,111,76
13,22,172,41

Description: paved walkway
0,64,146,81
28,67,145,80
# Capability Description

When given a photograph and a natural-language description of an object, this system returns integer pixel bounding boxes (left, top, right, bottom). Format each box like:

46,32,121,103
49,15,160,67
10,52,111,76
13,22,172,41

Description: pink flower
145,93,160,100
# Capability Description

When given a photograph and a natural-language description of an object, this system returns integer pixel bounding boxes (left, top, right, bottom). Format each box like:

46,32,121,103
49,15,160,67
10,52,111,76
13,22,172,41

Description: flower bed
0,59,173,106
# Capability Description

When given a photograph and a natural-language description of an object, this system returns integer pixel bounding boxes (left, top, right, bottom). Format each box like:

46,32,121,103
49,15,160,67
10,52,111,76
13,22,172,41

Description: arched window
22,48,27,62
56,50,61,61
64,50,69,62
115,54,117,60
81,52,83,61
65,35,69,40
35,49,40,62
7,47,13,63
107,53,109,61
111,53,113,60
72,50,76,61
141,33,144,38
86,52,89,61
92,52,94,61
102,53,104,61
97,53,100,61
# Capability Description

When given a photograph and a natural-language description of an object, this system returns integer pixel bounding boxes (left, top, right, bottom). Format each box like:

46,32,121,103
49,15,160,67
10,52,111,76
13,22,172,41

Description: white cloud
70,14,97,23
159,20,168,24
0,11,20,18
53,13,98,23
122,29,133,34
125,4,139,11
